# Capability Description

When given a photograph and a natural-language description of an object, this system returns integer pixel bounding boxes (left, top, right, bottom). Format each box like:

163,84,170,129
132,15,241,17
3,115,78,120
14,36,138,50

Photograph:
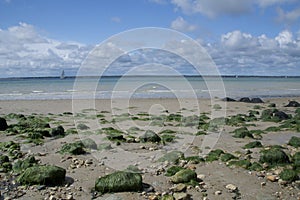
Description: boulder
239,97,251,103
17,165,66,185
81,138,97,149
285,101,300,107
51,125,65,137
251,98,264,103
95,171,143,194
222,97,236,102
274,111,290,120
59,142,86,155
170,169,197,184
0,117,8,131
259,147,290,165
140,130,161,143
288,136,300,148
157,151,184,164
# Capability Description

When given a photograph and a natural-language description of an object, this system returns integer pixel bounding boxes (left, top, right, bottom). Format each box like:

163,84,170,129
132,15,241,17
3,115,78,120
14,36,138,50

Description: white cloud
170,16,197,32
257,0,295,7
0,23,92,77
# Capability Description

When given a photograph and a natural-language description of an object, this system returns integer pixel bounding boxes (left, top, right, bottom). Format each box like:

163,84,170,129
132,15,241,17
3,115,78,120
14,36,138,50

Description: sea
0,76,300,100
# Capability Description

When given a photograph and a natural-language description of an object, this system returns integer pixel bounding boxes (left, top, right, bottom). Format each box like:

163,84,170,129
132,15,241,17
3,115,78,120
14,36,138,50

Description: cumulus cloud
0,23,92,77
170,16,197,32
209,29,300,75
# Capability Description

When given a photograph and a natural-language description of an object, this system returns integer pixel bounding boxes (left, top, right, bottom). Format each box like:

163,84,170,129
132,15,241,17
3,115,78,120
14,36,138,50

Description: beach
1,97,300,199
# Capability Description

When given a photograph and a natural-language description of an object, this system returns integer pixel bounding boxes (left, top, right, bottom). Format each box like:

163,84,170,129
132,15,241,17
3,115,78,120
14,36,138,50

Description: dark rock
244,141,263,149
239,97,251,103
140,130,161,143
206,149,224,162
251,98,264,103
261,109,290,122
274,111,290,120
0,117,8,131
59,142,86,155
0,155,9,164
222,97,236,102
95,171,143,194
17,165,66,185
170,169,197,183
285,101,300,107
231,127,253,138
51,125,65,137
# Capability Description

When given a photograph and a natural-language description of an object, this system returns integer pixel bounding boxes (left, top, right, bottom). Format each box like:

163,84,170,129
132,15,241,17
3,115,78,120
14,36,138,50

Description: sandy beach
1,97,300,200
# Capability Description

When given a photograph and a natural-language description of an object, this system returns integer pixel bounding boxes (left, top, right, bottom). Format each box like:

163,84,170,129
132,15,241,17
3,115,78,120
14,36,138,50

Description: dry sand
1,97,300,199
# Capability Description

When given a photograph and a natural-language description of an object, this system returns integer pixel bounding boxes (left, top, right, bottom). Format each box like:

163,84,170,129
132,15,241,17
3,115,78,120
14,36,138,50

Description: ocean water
0,76,300,100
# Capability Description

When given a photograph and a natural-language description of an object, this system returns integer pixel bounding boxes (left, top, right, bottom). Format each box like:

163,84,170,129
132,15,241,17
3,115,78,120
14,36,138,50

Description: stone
225,184,237,192
170,169,197,184
140,130,161,143
81,138,97,149
259,147,290,165
251,98,264,103
222,97,236,102
59,142,86,155
17,165,66,186
215,190,222,195
157,151,184,164
171,183,187,192
95,171,143,194
266,175,277,182
285,101,300,107
173,192,188,200
239,97,251,103
51,125,65,137
0,117,8,131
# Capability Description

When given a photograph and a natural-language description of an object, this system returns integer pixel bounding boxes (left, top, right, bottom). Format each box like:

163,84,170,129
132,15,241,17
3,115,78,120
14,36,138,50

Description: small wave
32,90,44,93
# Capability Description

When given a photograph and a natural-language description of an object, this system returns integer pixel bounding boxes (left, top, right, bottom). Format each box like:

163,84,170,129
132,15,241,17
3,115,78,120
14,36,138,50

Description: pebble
171,183,187,192
225,184,237,192
148,195,158,200
266,175,277,182
215,190,222,195
261,182,266,187
197,174,206,180
173,192,188,200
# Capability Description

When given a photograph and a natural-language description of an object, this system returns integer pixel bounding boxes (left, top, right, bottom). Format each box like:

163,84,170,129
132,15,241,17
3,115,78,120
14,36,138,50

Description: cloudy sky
0,0,300,77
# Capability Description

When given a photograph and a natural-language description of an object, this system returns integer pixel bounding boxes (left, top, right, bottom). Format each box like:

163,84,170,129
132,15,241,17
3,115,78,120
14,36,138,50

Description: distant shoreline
1,75,300,80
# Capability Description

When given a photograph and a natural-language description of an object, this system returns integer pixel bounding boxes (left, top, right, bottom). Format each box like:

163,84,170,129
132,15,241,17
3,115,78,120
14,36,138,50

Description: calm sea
0,76,300,100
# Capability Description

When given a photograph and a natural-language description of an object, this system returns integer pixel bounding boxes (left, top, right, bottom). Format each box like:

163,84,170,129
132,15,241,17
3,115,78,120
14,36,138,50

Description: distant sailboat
60,70,65,79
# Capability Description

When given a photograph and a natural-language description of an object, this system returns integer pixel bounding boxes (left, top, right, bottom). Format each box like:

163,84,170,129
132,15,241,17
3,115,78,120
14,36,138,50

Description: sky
0,0,300,77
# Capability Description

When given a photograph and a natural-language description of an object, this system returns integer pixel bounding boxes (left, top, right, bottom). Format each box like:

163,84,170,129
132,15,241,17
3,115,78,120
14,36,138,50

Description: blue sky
0,0,300,77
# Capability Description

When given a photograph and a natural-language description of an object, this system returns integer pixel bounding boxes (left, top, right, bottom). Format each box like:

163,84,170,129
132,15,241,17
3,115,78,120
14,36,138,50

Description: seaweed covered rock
95,171,143,194
140,130,161,143
165,166,185,177
285,101,300,107
17,165,66,186
170,169,197,184
244,141,263,149
231,127,253,138
81,138,97,149
279,169,299,182
13,156,38,172
51,125,65,137
0,117,8,131
59,141,86,155
261,109,290,122
158,151,184,164
288,136,300,148
259,147,290,166
220,153,237,162
206,149,224,162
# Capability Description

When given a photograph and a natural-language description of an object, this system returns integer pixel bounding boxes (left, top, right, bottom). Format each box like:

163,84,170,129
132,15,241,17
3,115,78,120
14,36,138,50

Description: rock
97,143,112,150
95,171,143,194
279,169,299,182
59,142,86,155
244,141,263,149
157,151,184,164
225,184,237,192
171,183,187,192
285,101,300,107
149,195,158,200
266,175,277,182
170,169,197,184
13,156,38,172
140,130,161,143
215,190,222,195
273,111,290,120
288,136,300,148
51,125,65,137
197,174,206,180
173,192,188,200
239,97,251,103
251,98,264,103
222,97,236,102
165,166,185,177
0,117,8,131
259,147,290,165
66,194,73,200
81,138,97,149
17,165,66,186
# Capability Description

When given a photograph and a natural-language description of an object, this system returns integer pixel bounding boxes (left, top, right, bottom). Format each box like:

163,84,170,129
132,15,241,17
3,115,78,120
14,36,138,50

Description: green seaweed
244,141,263,149
279,169,299,182
165,166,185,177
